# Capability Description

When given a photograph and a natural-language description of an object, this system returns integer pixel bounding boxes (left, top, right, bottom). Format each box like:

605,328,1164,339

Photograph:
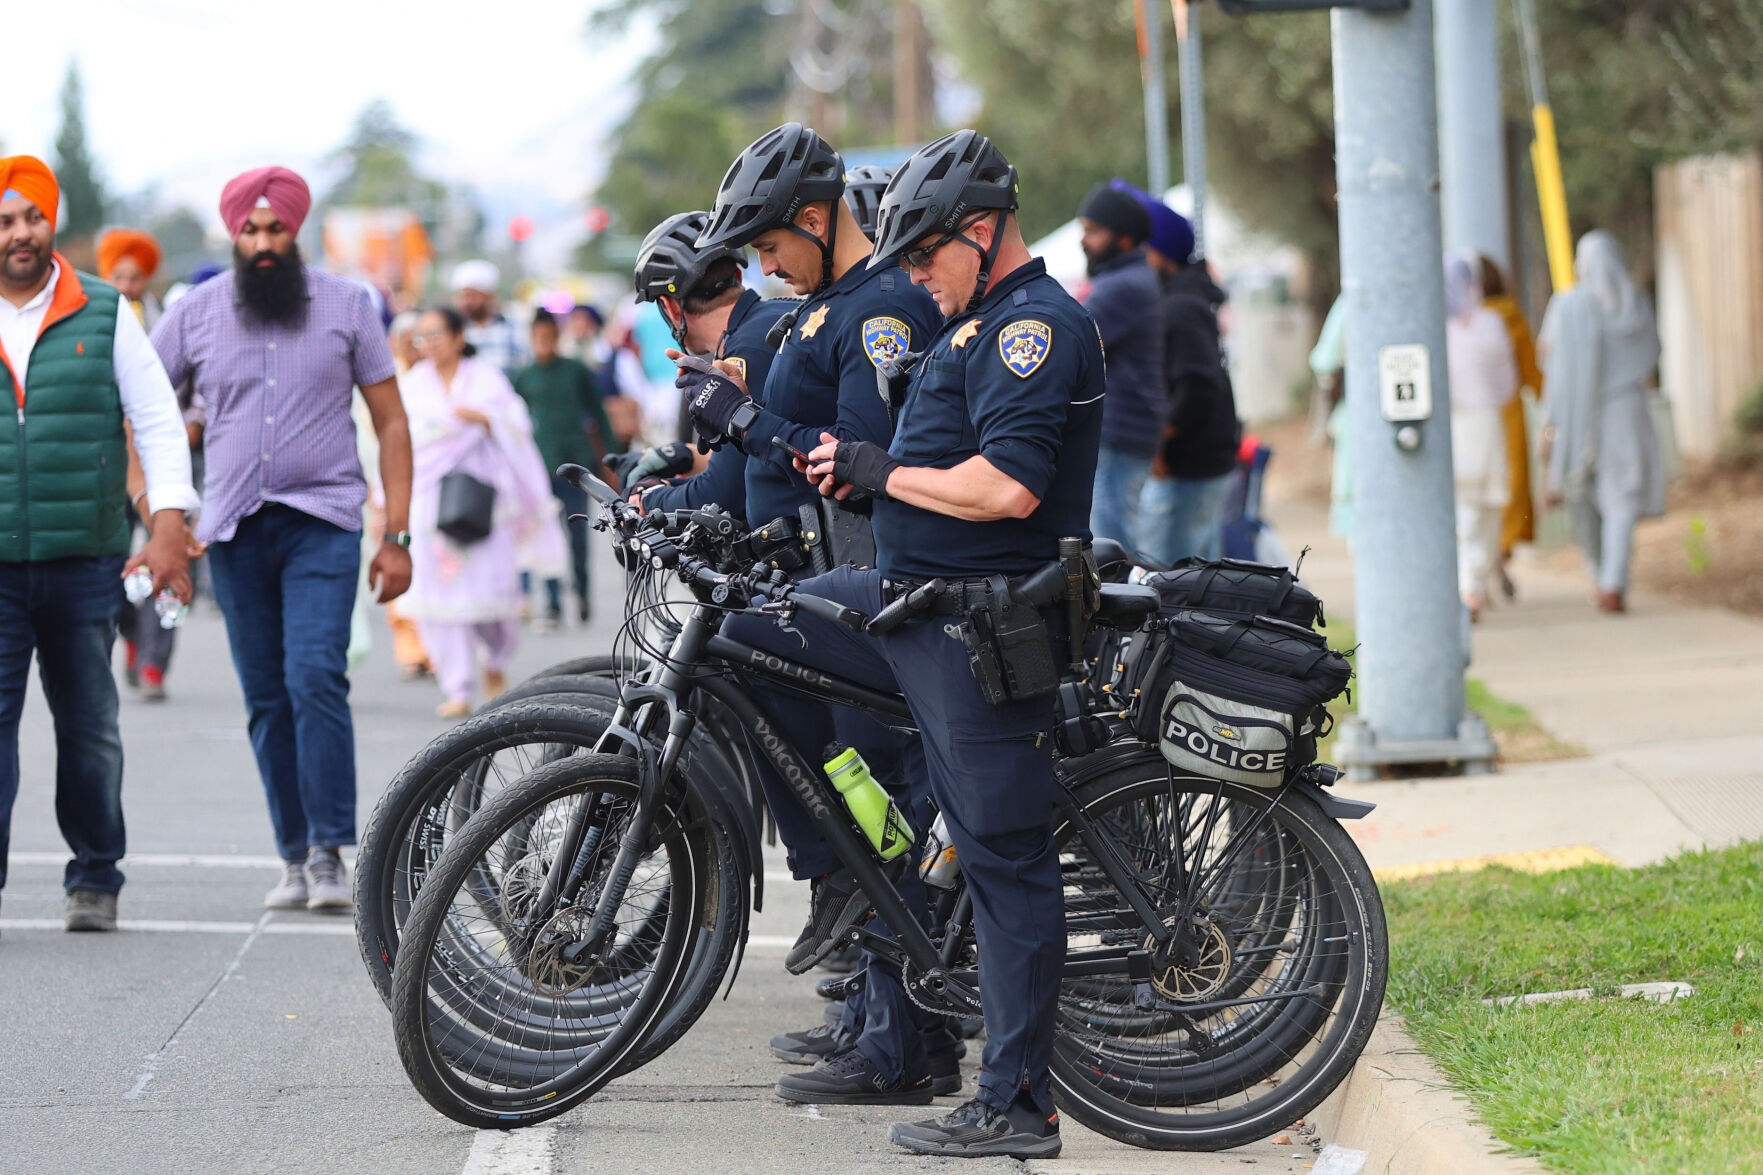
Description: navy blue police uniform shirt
873,258,1107,581
739,261,940,528
642,290,797,523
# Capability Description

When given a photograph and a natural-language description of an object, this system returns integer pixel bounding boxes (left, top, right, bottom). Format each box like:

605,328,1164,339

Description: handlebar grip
792,591,868,632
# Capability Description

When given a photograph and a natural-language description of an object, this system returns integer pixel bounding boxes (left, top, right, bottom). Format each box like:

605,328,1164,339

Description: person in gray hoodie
1077,180,1164,550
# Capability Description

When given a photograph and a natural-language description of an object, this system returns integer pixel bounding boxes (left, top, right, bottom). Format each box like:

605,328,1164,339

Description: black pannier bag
1128,608,1351,787
1142,556,1325,629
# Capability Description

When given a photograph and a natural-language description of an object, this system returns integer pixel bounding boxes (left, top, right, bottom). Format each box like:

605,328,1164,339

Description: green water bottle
823,746,915,861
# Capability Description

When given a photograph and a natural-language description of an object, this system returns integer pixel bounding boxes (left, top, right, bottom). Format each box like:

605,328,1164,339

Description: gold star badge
799,304,830,339
950,318,983,349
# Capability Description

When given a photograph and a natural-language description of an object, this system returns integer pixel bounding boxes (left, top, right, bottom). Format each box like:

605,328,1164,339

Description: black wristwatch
386,530,412,549
727,400,762,443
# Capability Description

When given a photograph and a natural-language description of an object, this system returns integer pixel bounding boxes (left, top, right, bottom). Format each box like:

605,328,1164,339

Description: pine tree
53,61,107,239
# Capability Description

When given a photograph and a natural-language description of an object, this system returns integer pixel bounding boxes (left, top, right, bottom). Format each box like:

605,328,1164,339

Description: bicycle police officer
729,129,1105,1158
615,210,794,520
679,126,957,1107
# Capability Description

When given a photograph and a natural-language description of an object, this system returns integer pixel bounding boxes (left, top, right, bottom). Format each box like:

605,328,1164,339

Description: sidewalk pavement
1268,486,1763,873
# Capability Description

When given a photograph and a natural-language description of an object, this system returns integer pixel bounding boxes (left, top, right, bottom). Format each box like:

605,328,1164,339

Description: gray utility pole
1176,0,1208,257
1434,0,1510,267
1330,0,1496,778
1138,0,1172,193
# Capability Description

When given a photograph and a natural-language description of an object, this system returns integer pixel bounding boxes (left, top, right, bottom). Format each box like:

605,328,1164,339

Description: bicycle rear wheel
1049,757,1387,1151
390,754,704,1128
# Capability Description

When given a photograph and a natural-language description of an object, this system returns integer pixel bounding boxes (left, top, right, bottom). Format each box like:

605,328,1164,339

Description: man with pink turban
151,164,413,913
0,155,198,932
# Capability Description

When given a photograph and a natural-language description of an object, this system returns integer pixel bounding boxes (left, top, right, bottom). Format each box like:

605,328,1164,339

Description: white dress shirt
0,261,198,515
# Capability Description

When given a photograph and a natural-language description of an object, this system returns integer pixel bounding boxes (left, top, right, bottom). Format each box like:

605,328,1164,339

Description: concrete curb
1307,1014,1542,1175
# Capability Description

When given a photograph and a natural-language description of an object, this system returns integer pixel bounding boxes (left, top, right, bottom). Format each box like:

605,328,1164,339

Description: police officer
615,210,794,520
682,125,960,1107
728,129,1104,1158
842,164,894,240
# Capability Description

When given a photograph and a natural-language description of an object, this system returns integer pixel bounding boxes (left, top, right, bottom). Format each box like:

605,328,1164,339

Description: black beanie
1077,181,1152,244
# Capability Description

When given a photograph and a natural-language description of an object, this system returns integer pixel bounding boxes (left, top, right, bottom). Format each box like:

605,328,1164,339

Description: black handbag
436,470,496,545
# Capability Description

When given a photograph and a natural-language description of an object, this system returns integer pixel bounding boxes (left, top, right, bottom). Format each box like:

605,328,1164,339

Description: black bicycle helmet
697,123,846,287
869,131,1018,268
842,165,894,240
634,211,745,304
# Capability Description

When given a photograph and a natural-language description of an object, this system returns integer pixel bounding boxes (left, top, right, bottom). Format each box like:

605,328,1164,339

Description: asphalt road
0,548,1326,1175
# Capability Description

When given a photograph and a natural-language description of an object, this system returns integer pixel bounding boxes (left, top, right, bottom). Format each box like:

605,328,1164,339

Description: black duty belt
885,563,1067,618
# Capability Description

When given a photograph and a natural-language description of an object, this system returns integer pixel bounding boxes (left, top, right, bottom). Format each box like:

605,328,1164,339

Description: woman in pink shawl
399,308,566,717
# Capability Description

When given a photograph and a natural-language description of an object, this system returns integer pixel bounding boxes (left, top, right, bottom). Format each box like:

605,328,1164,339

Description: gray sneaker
265,861,309,909
304,848,351,912
65,889,118,932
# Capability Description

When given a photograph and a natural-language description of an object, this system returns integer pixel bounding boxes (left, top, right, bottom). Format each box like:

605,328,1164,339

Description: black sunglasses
899,215,989,272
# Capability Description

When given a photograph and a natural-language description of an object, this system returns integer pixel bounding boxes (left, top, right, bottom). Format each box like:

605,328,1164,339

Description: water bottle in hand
123,567,155,605
153,590,188,630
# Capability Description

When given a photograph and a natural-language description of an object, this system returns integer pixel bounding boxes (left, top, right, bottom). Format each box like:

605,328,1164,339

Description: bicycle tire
390,754,703,1128
1047,759,1387,1151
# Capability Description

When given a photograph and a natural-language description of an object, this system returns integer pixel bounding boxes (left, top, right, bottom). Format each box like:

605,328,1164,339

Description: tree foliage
53,62,108,240
324,99,450,213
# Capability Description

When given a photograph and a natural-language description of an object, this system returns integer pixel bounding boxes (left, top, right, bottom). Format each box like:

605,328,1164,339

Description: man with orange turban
96,229,163,328
0,155,199,933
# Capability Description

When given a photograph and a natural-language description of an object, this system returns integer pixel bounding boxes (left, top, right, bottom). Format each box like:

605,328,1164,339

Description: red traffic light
508,215,535,242
584,206,611,234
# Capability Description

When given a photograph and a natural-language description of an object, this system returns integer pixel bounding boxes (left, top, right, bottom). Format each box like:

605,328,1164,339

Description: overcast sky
4,0,655,270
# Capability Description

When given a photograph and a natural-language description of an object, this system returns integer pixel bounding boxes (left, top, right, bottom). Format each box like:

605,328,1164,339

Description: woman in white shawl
1538,232,1665,613
400,308,567,717
1444,253,1518,620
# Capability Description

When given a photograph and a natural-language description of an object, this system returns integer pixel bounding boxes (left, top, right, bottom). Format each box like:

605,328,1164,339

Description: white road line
125,912,270,1100
9,852,313,869
461,1125,557,1175
0,917,353,936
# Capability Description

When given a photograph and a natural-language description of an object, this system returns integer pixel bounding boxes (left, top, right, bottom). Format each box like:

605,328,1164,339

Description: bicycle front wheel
389,754,705,1128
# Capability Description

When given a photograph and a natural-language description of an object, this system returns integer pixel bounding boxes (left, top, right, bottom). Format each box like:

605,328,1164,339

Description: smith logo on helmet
998,320,1052,378
862,317,911,369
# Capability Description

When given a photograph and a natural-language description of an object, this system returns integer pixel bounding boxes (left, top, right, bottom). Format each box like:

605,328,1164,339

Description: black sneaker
927,1048,963,1097
770,1022,851,1065
816,970,864,1001
784,869,870,976
775,1047,934,1106
889,1097,1061,1158
816,937,862,974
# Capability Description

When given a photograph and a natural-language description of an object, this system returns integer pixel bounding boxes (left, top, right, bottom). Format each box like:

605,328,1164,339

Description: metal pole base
1334,713,1498,782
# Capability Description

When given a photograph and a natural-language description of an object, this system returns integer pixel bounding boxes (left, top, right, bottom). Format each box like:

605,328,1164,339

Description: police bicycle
385,467,1387,1151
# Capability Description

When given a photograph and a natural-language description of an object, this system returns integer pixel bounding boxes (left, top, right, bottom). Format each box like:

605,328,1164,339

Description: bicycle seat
1092,584,1159,630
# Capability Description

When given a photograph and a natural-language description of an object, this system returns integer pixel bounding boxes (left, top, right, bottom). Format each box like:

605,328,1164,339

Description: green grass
1383,840,1763,1174
1317,623,1581,764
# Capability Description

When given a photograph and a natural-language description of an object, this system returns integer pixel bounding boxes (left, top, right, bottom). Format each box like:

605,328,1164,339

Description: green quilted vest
0,273,129,562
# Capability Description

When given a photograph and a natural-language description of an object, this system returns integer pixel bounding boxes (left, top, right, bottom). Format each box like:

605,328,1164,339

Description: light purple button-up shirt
151,268,396,543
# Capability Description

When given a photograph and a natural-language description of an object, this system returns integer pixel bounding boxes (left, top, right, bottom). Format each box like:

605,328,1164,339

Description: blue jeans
207,506,361,861
522,476,592,618
0,555,128,894
1138,470,1236,565
1090,446,1153,551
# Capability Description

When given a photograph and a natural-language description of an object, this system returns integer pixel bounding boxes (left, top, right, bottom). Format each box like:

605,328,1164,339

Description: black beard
234,244,307,325
1083,239,1127,279
2,242,52,289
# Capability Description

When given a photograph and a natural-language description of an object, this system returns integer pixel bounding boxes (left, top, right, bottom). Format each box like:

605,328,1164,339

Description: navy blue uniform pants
724,566,1065,1112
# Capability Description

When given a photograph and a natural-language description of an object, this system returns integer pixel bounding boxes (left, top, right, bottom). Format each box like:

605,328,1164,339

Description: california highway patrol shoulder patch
998,320,1052,378
862,316,911,369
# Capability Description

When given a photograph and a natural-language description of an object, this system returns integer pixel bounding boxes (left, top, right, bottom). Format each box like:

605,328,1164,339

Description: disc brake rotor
1146,916,1233,1003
